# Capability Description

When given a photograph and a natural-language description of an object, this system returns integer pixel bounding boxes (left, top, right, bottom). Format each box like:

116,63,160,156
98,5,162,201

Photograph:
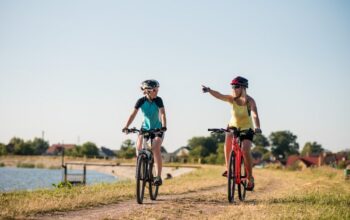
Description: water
0,167,117,192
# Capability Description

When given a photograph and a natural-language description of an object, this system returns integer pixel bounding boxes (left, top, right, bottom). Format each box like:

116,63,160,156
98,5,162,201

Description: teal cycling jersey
135,96,164,130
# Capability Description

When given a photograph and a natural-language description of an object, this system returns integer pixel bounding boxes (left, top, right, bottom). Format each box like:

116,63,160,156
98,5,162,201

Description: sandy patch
82,165,195,180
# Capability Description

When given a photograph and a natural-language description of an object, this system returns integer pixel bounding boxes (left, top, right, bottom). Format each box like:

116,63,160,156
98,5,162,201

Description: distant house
161,146,191,163
286,152,350,170
286,155,320,170
98,146,116,159
45,144,75,155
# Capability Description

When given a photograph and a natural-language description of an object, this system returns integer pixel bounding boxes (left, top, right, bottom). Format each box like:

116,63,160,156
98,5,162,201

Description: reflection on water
0,167,117,192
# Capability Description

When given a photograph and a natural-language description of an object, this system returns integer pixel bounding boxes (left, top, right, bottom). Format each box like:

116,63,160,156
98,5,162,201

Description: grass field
0,162,349,219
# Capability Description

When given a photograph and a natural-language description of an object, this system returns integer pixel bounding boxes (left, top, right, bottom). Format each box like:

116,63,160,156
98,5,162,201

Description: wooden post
83,164,86,185
63,165,67,182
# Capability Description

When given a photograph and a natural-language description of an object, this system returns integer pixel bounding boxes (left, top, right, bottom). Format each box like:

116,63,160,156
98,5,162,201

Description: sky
0,0,350,153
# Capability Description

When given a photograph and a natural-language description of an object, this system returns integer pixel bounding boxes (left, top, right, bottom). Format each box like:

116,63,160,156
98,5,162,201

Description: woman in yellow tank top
202,76,261,191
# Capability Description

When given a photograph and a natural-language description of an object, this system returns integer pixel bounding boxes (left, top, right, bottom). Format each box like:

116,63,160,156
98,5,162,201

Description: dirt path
33,174,282,220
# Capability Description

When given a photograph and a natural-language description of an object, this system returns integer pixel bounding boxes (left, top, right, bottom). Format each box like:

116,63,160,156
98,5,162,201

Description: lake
0,167,118,192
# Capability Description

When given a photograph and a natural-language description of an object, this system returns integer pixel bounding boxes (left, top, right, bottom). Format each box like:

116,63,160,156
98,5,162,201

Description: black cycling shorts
141,131,164,140
227,126,254,142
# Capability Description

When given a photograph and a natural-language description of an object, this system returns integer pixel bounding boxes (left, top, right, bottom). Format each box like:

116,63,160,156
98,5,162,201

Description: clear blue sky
1,0,349,152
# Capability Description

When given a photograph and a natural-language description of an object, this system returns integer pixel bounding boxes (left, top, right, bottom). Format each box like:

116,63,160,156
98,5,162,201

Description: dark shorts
227,126,254,142
239,129,254,142
141,130,164,140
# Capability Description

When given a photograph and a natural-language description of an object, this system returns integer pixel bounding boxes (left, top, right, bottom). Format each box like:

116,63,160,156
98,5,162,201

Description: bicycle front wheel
136,155,147,204
149,162,159,200
238,155,247,201
228,151,236,203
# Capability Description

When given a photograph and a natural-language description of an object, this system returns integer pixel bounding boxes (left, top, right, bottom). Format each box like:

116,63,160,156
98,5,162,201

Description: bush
52,181,73,189
337,160,346,169
16,162,35,168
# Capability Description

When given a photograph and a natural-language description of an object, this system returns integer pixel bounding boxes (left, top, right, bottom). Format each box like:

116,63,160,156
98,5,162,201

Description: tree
190,145,208,159
9,138,34,155
81,142,99,157
0,143,7,155
188,136,217,157
301,142,324,156
65,146,82,157
118,139,136,159
269,131,299,161
251,133,270,160
7,137,24,154
215,142,225,164
210,132,225,144
253,133,270,148
31,138,49,155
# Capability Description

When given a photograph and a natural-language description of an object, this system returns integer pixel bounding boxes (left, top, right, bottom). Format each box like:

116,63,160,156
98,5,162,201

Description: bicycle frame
208,127,250,202
231,132,248,185
138,134,154,163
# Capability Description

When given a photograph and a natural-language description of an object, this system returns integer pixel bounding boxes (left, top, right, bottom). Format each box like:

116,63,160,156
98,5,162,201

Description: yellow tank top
229,101,254,130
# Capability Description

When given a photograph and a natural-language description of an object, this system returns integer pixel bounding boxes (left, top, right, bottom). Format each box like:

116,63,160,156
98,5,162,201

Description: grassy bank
214,167,350,220
1,164,349,219
0,165,223,218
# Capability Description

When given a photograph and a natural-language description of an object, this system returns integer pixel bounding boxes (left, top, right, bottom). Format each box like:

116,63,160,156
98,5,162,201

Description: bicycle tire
238,155,247,201
136,155,147,204
228,151,236,203
149,162,159,200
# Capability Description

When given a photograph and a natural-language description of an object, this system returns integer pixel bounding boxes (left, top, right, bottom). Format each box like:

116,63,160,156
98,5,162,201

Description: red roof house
46,144,75,155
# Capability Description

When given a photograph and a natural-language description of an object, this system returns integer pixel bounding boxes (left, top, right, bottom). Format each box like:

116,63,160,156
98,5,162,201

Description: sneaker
222,170,228,177
154,176,162,186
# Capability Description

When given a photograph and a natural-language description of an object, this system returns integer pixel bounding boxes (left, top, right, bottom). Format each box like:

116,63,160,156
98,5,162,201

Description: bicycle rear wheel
228,151,236,203
136,155,147,204
238,155,247,201
149,162,159,200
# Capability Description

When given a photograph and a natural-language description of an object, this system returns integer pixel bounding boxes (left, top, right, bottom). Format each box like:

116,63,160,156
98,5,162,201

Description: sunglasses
145,88,158,92
232,85,241,89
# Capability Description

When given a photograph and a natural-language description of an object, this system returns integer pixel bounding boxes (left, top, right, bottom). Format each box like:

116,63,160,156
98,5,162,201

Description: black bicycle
125,127,164,204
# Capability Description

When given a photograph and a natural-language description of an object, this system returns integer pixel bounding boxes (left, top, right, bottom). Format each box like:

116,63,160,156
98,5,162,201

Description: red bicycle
208,127,252,203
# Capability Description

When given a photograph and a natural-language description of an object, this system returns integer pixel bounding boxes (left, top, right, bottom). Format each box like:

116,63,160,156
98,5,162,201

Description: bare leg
152,137,163,177
225,133,233,171
241,140,253,183
136,135,143,156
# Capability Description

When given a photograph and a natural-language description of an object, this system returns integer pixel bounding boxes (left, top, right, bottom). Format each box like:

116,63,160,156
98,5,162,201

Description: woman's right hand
202,85,210,93
122,127,129,134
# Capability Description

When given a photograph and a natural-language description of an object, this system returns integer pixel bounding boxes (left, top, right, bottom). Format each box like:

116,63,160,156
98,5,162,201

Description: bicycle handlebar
124,127,166,135
208,127,257,135
207,128,228,133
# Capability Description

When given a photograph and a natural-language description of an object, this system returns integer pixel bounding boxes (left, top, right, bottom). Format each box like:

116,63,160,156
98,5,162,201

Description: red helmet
230,76,248,88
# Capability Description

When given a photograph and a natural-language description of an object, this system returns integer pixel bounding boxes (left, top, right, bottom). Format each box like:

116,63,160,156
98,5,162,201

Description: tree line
187,130,328,164
118,130,339,164
0,137,102,158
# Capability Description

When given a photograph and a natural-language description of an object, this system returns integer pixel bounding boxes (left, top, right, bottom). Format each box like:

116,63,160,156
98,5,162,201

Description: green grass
0,165,223,219
0,180,135,218
16,162,35,168
1,165,349,220
266,192,350,220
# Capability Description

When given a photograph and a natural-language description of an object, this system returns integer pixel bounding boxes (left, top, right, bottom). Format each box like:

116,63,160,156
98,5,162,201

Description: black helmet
230,76,248,88
141,79,160,90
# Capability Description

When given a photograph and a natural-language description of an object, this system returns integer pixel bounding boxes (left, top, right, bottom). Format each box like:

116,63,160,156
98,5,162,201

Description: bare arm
249,97,261,130
159,107,167,128
123,108,138,129
202,85,233,103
